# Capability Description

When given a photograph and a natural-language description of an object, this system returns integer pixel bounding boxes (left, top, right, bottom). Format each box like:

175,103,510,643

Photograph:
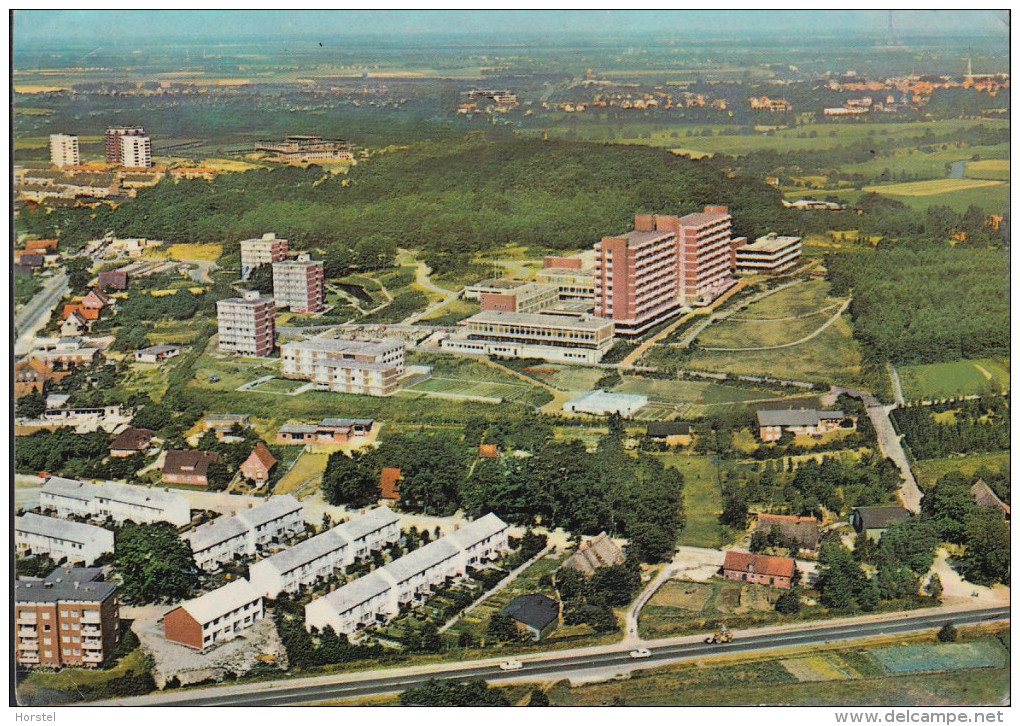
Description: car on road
629,648,652,659
499,659,523,671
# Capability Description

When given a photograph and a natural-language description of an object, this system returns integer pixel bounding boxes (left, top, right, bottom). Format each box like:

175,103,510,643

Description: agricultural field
965,158,1010,181
913,451,1011,490
547,631,1010,707
871,641,1008,675
614,377,783,406
838,142,1010,182
862,178,1005,197
166,243,222,262
897,358,1010,401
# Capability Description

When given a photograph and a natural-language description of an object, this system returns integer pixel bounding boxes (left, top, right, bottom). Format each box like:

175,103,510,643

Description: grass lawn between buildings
653,453,729,549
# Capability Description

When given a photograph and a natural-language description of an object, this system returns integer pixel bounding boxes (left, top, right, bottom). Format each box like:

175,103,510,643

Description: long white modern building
441,311,614,364
249,507,401,598
280,337,405,396
304,513,509,635
40,477,191,527
184,495,305,571
15,513,115,566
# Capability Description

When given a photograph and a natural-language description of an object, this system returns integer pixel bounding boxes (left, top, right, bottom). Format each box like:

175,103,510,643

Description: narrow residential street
14,271,68,355
866,403,923,513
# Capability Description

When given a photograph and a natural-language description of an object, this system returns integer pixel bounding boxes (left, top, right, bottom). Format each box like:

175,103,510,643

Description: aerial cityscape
10,9,1010,711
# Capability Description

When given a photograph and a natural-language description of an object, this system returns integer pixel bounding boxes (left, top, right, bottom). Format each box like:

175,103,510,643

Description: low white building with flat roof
15,513,114,566
564,389,648,417
304,513,509,635
40,477,191,527
441,311,614,364
735,234,802,275
248,506,400,598
280,337,405,396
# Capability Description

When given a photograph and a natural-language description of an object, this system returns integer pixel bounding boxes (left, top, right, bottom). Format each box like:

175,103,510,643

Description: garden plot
781,654,858,682
648,582,715,611
870,641,1008,675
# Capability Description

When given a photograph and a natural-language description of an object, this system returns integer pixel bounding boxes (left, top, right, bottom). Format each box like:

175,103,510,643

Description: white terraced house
163,578,264,650
15,514,115,566
248,506,400,598
184,495,305,571
304,513,509,635
40,477,191,527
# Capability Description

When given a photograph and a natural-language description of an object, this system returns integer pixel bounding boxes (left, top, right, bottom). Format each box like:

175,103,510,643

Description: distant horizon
13,10,1009,48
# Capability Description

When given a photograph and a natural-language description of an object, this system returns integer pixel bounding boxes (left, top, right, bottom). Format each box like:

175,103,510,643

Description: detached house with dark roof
162,450,219,487
852,505,911,541
502,594,560,640
756,408,849,442
109,427,154,457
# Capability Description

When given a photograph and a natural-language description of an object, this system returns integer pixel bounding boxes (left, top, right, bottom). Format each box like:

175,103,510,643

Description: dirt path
403,260,460,324
699,297,850,352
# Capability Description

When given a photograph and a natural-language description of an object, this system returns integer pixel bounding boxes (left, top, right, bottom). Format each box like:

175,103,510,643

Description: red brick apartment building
15,567,120,668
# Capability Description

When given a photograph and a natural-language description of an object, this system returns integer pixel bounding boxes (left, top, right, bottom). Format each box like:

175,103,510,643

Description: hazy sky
13,10,1009,45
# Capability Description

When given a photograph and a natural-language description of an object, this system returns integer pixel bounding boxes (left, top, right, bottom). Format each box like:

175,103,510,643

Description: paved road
867,403,923,513
15,272,68,354
94,606,1007,706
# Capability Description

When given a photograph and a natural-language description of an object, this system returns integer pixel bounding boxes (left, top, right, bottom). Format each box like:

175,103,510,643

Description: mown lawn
652,453,728,549
898,358,1010,401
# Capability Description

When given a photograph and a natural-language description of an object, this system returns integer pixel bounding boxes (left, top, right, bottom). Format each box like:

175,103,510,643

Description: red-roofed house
722,550,795,589
380,467,402,502
240,442,277,484
25,239,58,253
83,288,111,311
61,303,100,322
478,444,499,459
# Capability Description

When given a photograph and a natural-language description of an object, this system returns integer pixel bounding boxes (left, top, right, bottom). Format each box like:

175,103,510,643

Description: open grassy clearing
698,315,830,349
614,377,784,405
518,363,606,394
965,158,1010,181
898,358,1010,401
913,451,1011,489
273,452,329,496
727,278,835,320
547,631,1010,706
652,453,728,549
405,376,534,402
165,243,222,262
862,177,1005,196
252,377,308,393
685,315,867,387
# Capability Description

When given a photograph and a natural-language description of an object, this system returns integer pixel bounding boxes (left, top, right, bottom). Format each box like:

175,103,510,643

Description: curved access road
91,606,1007,707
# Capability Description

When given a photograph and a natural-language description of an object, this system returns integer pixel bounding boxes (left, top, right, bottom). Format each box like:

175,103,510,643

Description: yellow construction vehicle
704,625,733,644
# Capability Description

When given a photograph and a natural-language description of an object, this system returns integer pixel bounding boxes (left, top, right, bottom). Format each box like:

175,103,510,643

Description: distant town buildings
15,513,115,566
49,134,80,168
734,233,802,275
442,311,614,364
304,513,509,635
280,337,405,396
217,291,277,357
254,136,354,164
15,567,120,669
163,578,264,651
272,253,325,313
240,233,289,279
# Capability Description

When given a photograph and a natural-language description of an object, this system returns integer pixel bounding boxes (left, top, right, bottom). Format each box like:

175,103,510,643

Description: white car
499,659,524,671
629,648,652,659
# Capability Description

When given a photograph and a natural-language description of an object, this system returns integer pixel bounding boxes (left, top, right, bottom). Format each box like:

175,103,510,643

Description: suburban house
756,409,849,442
852,505,911,541
15,513,115,566
276,418,374,446
379,467,402,503
108,427,154,457
14,567,120,669
722,550,795,589
752,513,821,550
134,344,181,364
239,442,277,484
162,450,220,487
304,513,510,635
82,288,111,312
60,303,100,323
14,357,51,396
97,269,129,292
645,421,693,446
163,578,264,651
60,311,90,337
502,594,560,641
560,532,624,576
248,507,401,598
971,479,1010,520
25,238,58,253
40,476,191,528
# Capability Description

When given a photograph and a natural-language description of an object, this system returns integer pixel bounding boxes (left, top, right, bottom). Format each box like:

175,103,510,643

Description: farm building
971,479,1010,520
645,421,693,446
560,532,624,576
722,550,795,589
851,506,911,541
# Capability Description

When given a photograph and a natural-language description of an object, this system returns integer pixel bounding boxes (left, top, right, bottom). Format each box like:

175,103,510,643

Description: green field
898,358,1010,401
838,142,1010,182
615,377,782,405
871,641,1007,675
653,453,728,549
405,376,534,402
518,363,607,394
862,178,1005,197
822,181,1010,214
913,451,1011,489
965,158,1010,181
728,279,840,320
698,315,832,349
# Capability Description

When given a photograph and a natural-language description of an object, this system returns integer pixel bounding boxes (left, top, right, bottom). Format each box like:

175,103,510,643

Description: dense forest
892,396,1010,461
827,245,1009,365
20,136,793,270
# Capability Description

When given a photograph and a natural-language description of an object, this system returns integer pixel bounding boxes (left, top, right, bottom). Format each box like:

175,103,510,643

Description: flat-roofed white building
249,507,401,598
40,477,191,528
280,337,405,396
163,579,264,650
735,233,802,275
441,311,614,365
15,514,114,566
304,513,510,635
184,496,306,571
49,134,80,168
240,233,289,279
564,389,648,417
